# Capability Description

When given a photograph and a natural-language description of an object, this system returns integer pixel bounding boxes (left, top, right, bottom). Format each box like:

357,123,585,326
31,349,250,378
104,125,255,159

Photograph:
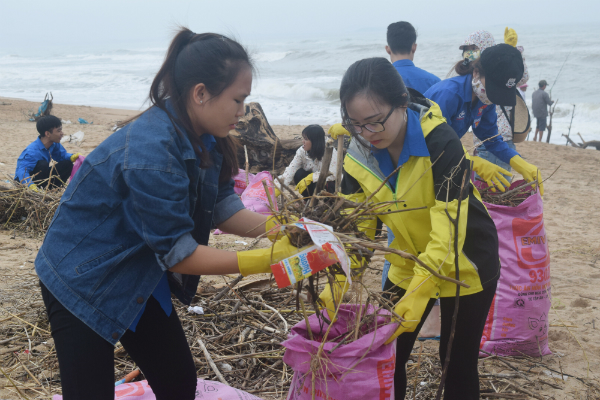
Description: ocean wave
1,27,598,141
256,100,341,125
253,82,339,102
254,51,292,63
549,102,600,121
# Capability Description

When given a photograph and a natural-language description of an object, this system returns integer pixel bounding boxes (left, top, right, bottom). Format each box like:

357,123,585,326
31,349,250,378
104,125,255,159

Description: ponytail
126,27,253,182
454,57,485,78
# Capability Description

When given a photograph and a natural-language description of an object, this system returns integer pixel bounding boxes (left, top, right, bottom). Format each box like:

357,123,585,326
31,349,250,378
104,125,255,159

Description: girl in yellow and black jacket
321,58,500,400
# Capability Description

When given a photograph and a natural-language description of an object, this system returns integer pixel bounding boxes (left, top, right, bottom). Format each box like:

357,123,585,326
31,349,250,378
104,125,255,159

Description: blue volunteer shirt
371,108,430,192
129,133,216,332
14,138,72,186
424,74,518,164
393,59,441,95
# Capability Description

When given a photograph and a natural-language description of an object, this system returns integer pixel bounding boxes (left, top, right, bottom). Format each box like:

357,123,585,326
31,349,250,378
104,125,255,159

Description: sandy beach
1,98,599,399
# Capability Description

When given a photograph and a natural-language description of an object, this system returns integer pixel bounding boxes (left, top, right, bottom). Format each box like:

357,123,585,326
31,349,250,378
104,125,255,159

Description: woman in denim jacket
36,28,302,400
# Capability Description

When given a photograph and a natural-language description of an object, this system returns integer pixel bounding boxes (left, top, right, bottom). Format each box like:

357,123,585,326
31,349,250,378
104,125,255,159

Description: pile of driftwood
181,277,302,396
231,102,302,173
0,270,306,399
1,272,598,400
562,133,600,150
478,180,537,207
0,179,63,236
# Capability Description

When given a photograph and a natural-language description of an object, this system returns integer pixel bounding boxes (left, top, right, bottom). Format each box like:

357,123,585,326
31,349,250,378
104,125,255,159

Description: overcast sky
2,0,598,52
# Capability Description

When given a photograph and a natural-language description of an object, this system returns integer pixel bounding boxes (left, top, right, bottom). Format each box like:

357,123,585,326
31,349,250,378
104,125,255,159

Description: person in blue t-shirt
385,21,441,95
14,115,81,191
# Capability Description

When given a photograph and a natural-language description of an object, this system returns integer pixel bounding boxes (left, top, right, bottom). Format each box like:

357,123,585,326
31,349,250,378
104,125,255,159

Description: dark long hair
339,57,410,146
146,27,252,181
454,57,485,77
302,125,326,161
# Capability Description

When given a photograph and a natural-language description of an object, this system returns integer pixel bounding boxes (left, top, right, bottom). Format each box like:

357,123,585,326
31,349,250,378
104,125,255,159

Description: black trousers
383,278,497,400
31,159,73,189
40,282,197,400
293,167,334,197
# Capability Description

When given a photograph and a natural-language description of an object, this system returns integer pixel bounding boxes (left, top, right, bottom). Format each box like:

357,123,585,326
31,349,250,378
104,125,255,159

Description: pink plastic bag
282,305,397,400
479,181,551,357
213,171,277,235
70,155,85,181
233,168,255,195
53,378,262,400
240,171,278,215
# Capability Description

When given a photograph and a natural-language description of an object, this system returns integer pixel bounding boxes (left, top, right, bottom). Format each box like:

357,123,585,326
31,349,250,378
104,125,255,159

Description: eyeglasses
343,107,396,134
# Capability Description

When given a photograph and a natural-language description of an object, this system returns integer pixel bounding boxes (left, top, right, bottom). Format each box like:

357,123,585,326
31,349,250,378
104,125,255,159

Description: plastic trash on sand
213,171,276,236
270,218,351,289
70,156,85,181
61,130,85,146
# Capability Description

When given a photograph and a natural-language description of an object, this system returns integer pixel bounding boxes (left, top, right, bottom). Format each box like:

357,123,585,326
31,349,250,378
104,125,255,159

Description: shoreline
0,95,142,112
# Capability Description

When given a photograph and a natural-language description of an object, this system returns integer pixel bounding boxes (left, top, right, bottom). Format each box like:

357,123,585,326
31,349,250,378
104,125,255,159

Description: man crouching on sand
14,115,81,191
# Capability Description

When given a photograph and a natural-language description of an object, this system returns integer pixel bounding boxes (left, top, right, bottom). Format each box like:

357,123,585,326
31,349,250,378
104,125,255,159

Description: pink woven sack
479,181,551,357
282,304,397,400
53,378,262,400
233,168,254,195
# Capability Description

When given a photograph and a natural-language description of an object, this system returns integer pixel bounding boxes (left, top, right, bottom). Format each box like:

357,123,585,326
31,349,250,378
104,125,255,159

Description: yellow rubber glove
318,274,349,323
265,215,298,242
328,123,350,140
471,156,512,192
509,155,544,195
70,153,81,162
29,183,39,193
295,173,314,195
237,235,307,277
265,215,282,242
504,27,518,47
385,275,439,344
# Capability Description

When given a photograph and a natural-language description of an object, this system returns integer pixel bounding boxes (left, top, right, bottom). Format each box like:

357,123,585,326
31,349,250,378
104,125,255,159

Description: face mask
462,49,480,61
472,76,492,105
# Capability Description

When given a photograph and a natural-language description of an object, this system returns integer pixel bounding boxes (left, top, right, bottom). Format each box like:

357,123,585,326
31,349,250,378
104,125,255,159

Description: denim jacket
35,104,245,345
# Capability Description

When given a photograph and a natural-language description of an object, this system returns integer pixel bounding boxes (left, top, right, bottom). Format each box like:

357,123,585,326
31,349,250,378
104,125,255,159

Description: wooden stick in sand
299,296,314,341
335,136,344,193
310,146,333,207
244,145,250,185
197,337,228,385
577,132,600,150
435,168,469,400
545,99,559,143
